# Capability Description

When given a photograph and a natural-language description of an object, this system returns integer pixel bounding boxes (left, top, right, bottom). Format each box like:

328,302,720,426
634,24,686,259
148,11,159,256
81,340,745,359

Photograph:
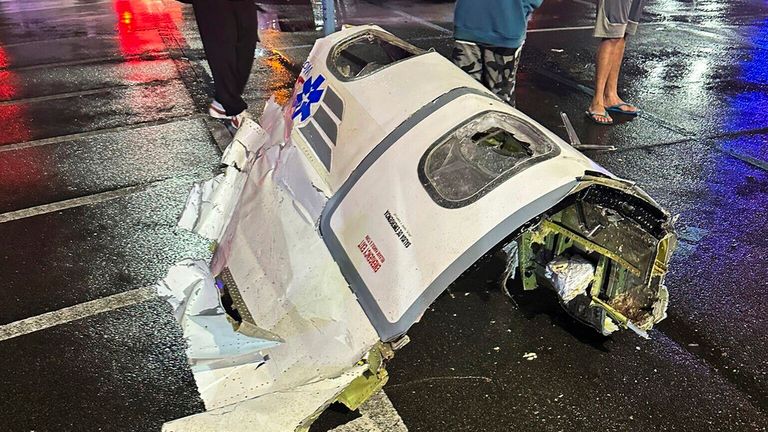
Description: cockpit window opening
330,30,426,80
419,111,560,208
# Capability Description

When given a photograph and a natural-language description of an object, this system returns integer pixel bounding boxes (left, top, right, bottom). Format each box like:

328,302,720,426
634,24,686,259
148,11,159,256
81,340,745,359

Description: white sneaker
230,111,251,129
208,100,228,119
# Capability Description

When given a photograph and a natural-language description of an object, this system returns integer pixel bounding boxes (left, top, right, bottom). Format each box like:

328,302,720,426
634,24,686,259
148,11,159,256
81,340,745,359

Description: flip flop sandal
585,110,614,125
606,103,640,116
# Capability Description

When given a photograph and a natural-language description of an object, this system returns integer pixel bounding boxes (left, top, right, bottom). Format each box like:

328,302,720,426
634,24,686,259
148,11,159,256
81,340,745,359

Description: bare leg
603,36,637,113
589,38,622,123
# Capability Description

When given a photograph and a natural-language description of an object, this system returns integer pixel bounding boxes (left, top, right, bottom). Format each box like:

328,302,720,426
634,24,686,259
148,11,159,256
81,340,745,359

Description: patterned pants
451,40,523,106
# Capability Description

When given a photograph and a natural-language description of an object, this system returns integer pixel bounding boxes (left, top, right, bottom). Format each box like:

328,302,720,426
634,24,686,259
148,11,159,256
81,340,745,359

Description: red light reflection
0,46,8,69
0,45,39,188
114,0,183,58
113,0,184,85
112,0,186,115
0,45,31,145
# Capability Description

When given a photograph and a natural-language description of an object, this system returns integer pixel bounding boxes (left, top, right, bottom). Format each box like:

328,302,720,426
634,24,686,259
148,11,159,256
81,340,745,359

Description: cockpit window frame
418,110,561,209
327,29,428,82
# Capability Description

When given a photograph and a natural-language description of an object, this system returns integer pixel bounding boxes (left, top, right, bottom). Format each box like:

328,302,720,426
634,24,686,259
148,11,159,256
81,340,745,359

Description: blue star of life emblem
292,74,326,122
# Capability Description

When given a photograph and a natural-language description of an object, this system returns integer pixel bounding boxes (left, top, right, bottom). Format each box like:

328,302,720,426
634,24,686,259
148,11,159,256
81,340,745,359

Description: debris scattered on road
157,24,677,430
560,112,617,151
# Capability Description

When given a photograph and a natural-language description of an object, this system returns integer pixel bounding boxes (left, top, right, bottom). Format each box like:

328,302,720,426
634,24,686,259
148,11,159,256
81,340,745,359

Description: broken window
420,112,558,207
330,30,425,80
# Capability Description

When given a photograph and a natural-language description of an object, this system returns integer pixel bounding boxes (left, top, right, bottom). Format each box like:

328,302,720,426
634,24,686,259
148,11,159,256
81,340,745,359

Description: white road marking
273,34,443,52
529,25,594,33
0,80,173,106
0,182,157,224
569,0,596,7
390,10,452,35
719,147,768,172
8,53,172,72
0,114,204,153
0,0,113,15
273,43,315,51
0,286,156,342
678,25,731,41
0,34,118,48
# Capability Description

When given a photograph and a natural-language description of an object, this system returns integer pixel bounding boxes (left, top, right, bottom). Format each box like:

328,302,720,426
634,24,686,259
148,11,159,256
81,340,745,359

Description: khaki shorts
594,0,646,38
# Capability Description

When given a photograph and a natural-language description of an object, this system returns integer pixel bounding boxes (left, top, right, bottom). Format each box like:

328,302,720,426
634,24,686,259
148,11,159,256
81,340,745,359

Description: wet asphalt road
0,0,767,431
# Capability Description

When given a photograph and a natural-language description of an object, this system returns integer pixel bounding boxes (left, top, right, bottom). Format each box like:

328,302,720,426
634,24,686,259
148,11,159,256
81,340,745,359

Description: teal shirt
454,0,544,48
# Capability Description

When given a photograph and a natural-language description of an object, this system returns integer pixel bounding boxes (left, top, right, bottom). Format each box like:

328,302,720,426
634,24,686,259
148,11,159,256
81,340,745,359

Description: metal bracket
560,112,616,152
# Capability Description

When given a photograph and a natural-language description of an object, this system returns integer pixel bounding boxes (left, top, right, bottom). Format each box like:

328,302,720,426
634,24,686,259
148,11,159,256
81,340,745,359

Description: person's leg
590,37,623,114
603,0,646,113
602,36,638,113
451,40,483,83
193,0,246,116
233,0,259,98
603,36,626,107
482,45,523,106
588,0,632,123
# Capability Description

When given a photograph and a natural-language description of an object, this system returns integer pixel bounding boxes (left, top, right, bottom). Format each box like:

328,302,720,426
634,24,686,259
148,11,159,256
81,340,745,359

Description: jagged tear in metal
157,25,676,431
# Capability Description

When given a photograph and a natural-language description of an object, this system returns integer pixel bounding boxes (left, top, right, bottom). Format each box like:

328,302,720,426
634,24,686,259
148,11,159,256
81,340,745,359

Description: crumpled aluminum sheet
155,259,280,372
159,99,380,431
544,255,595,303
